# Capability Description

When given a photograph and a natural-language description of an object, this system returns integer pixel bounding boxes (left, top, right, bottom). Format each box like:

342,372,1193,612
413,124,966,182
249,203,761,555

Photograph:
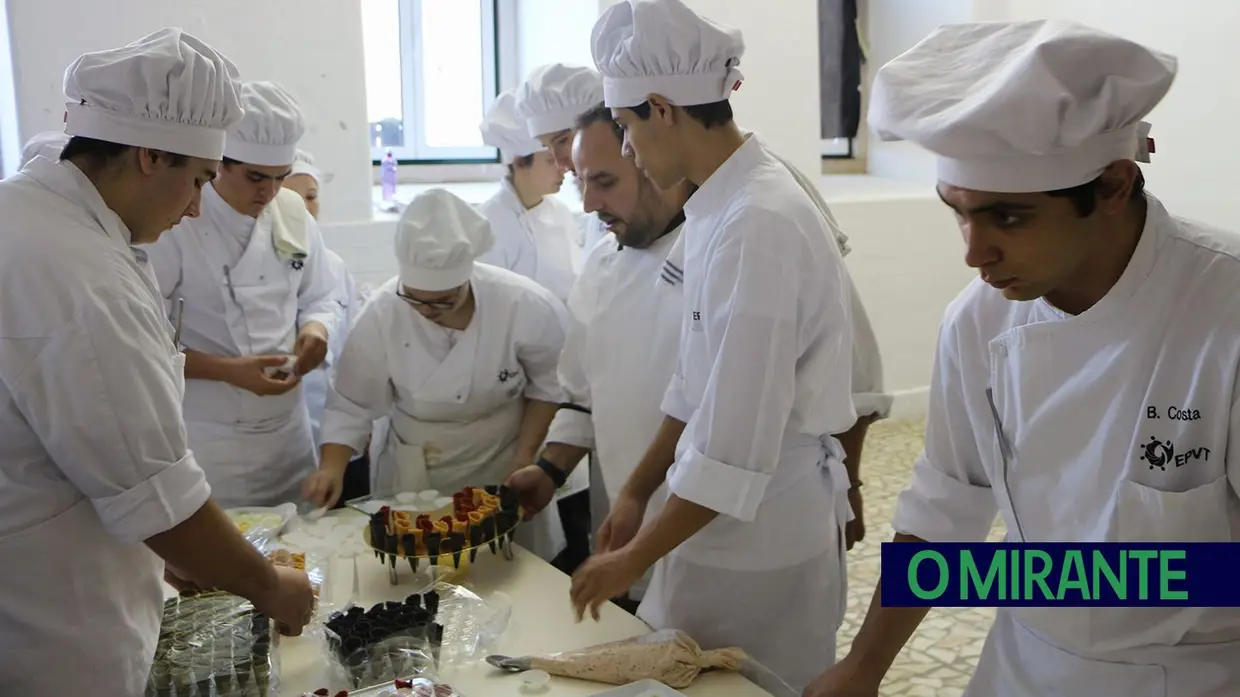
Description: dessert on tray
145,589,278,697
324,590,445,689
364,485,523,575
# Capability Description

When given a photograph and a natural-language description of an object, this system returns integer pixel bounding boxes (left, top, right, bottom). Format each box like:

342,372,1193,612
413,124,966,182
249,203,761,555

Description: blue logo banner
880,542,1240,607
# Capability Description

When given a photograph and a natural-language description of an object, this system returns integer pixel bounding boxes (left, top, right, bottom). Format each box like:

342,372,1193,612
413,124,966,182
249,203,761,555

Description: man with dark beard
506,103,691,610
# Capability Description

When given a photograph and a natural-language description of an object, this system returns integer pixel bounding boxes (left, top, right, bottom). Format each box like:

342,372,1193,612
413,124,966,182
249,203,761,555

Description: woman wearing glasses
304,189,569,560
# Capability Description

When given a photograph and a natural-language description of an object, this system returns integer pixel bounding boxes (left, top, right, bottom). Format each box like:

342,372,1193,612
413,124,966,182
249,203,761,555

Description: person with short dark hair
505,102,693,606
145,80,339,508
807,19,1240,697
568,0,858,690
0,29,315,695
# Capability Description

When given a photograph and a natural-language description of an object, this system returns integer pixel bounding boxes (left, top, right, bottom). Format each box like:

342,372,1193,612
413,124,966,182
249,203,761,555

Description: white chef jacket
321,264,570,559
477,179,581,303
637,135,856,691
146,183,339,507
544,226,684,595
758,137,891,419
0,158,210,695
303,248,360,446
893,195,1240,696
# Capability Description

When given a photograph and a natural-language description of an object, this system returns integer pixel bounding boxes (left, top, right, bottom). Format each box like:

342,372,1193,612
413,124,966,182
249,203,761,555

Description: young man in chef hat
568,0,860,690
517,62,611,253
146,80,339,509
477,89,582,304
805,19,1240,697
0,29,315,696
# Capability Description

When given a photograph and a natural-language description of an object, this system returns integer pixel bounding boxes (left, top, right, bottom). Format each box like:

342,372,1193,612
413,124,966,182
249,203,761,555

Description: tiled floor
839,418,1006,696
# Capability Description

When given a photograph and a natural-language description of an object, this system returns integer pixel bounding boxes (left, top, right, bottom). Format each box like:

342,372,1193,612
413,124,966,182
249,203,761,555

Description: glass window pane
362,0,405,150
419,0,486,149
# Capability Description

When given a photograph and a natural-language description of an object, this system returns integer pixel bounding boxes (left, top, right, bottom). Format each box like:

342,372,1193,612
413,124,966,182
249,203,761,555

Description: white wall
5,0,374,227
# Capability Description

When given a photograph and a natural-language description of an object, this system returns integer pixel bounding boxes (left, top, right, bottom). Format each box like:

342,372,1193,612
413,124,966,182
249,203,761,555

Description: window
363,0,502,163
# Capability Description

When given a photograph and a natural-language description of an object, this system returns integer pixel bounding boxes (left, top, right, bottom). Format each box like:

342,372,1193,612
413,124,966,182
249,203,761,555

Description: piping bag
482,629,791,691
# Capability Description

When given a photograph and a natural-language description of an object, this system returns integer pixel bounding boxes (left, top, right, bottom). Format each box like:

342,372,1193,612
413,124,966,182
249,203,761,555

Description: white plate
226,503,296,537
589,680,687,697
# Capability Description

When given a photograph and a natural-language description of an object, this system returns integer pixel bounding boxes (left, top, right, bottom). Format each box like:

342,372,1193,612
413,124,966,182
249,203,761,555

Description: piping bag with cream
484,629,782,691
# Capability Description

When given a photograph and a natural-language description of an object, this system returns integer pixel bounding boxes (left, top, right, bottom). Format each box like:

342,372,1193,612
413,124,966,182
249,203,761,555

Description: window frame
369,0,504,164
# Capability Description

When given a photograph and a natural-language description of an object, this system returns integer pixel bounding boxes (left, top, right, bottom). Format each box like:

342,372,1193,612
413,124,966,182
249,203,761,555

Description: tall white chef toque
63,27,244,161
19,130,71,169
395,188,496,292
516,63,605,138
224,81,306,167
868,19,1178,193
591,0,745,109
479,89,546,164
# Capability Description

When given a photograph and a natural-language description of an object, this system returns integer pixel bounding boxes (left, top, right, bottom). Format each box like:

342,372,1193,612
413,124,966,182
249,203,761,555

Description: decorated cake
366,485,522,573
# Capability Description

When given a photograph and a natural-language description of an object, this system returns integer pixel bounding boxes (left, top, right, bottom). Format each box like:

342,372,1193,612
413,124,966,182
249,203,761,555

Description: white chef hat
591,0,744,109
289,149,331,186
395,188,495,292
224,81,306,167
868,19,1178,193
63,28,244,161
479,90,546,164
20,130,71,169
516,63,605,138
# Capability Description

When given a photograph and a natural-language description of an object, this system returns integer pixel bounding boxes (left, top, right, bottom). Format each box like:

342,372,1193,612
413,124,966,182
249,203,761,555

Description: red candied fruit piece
455,512,469,523
395,678,413,688
314,690,329,696
462,486,475,496
416,515,433,531
335,691,349,697
440,516,454,525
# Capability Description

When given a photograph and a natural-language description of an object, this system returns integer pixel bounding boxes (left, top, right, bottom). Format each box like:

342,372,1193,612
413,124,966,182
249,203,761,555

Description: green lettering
961,549,1005,600
1159,550,1188,601
1007,546,1019,600
1056,550,1091,600
908,550,950,600
1023,550,1054,600
1130,550,1158,600
1092,549,1126,599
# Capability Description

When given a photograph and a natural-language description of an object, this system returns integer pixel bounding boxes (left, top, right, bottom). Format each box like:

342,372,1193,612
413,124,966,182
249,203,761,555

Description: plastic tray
589,680,688,697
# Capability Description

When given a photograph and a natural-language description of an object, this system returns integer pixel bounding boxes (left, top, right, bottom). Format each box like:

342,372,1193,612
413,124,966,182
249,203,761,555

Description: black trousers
550,490,592,575
332,453,372,509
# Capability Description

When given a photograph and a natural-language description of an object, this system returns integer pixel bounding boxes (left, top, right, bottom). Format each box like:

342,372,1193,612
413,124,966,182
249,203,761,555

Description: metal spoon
485,655,532,673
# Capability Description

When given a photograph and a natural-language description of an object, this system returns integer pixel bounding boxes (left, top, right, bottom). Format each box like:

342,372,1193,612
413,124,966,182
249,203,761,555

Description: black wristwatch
535,458,568,488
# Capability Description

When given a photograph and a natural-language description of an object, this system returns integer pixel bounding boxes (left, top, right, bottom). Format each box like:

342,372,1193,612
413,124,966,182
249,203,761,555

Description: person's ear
1095,160,1140,216
135,147,161,175
646,94,676,126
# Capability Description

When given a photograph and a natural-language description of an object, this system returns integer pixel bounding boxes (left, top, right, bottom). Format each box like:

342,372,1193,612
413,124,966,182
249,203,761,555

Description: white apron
173,189,321,507
638,438,851,693
964,198,1240,695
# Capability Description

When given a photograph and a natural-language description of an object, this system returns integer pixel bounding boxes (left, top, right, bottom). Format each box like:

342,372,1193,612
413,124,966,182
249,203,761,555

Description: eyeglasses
396,286,461,310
